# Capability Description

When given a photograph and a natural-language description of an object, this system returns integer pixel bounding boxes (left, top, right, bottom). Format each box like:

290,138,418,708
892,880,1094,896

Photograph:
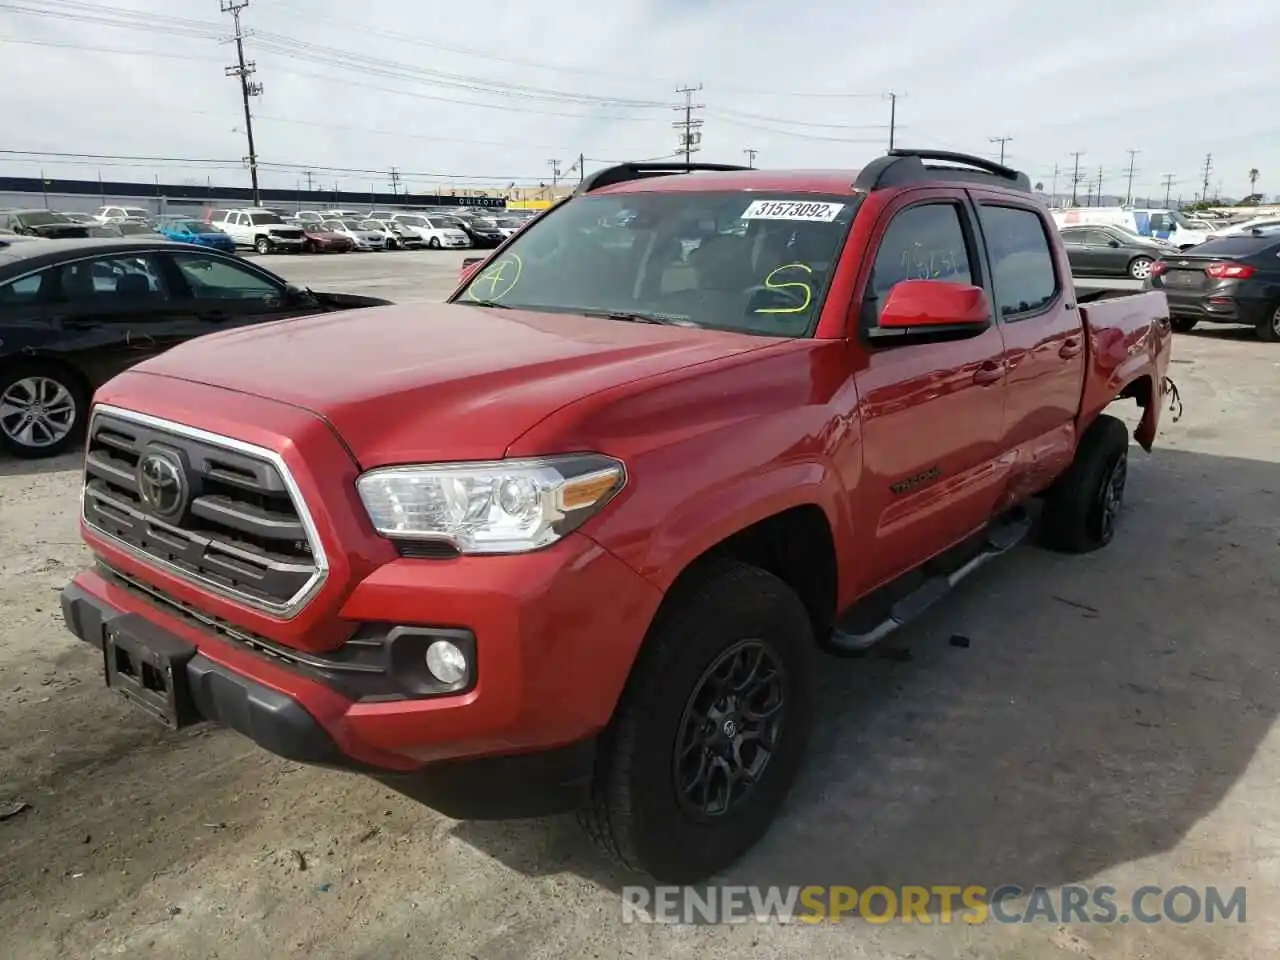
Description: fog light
425,640,467,685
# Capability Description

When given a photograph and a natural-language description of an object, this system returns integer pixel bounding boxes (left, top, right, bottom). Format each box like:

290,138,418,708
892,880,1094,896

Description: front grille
81,406,326,616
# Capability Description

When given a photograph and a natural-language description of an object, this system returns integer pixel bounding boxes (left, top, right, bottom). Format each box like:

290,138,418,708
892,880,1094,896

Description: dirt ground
2,257,1278,958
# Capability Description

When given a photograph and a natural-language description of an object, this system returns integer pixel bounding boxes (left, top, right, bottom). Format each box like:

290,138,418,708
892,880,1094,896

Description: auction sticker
740,199,844,222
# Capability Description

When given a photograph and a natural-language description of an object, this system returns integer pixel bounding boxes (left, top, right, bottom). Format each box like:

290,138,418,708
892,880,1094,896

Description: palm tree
1249,168,1260,197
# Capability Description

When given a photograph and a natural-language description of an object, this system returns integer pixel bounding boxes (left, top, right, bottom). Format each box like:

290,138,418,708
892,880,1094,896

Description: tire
428,236,442,249
578,559,814,883
0,362,89,459
254,236,272,255
302,240,315,254
1256,304,1280,343
1171,317,1198,333
1040,414,1130,553
1128,256,1154,281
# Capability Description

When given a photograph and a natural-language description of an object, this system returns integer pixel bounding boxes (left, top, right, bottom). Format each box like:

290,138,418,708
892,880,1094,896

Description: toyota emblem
136,451,187,520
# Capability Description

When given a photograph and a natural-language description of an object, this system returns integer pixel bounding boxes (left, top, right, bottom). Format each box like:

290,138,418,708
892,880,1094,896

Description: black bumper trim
59,582,597,816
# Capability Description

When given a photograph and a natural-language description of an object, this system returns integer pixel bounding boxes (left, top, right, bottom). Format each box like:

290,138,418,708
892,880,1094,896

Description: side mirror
877,280,991,330
1108,239,1121,247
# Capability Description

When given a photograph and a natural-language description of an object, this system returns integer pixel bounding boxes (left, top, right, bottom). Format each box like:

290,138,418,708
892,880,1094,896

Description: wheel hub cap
0,376,76,448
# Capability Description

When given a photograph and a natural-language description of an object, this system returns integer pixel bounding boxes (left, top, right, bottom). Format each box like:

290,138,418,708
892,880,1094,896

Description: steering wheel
740,283,810,312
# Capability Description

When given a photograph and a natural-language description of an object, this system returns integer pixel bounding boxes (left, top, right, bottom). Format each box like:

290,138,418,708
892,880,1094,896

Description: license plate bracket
102,615,200,729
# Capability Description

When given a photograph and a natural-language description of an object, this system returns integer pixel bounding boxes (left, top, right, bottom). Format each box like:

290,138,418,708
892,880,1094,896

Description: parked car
0,238,391,457
1204,215,1280,240
1147,233,1280,340
493,216,527,239
93,205,152,224
317,209,368,220
154,218,237,254
57,151,1174,884
292,211,326,225
321,219,386,251
1059,224,1165,279
61,212,98,225
443,212,505,248
211,208,307,254
1052,206,1210,250
360,219,422,250
300,223,355,253
88,220,161,239
0,209,92,239
389,213,471,248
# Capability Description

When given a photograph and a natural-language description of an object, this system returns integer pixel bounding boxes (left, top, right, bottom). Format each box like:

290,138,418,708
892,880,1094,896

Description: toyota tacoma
61,150,1176,883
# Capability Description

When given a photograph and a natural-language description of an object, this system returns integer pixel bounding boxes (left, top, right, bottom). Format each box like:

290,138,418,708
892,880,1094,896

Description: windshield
20,211,73,225
1169,211,1197,230
359,221,385,231
454,191,856,336
396,215,427,227
183,221,219,234
342,219,365,230
249,213,285,225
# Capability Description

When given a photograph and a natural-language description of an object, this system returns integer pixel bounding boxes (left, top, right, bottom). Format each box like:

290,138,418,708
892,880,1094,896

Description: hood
26,222,90,238
134,302,771,467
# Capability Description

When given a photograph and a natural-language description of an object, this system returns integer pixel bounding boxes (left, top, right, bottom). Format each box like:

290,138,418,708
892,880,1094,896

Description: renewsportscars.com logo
621,884,1247,925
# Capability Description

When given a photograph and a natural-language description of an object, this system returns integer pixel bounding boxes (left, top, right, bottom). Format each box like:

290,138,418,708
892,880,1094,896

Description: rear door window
978,205,1059,319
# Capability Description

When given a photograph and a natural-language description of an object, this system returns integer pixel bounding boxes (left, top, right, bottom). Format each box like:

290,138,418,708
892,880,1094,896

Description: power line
989,136,1012,165
220,0,262,207
673,84,704,163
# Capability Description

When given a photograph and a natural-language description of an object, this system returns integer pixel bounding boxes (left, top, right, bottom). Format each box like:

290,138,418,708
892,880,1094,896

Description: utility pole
744,148,757,169
673,84,704,163
886,92,898,150
1095,166,1104,206
1051,163,1059,206
1124,149,1139,205
388,166,401,196
303,170,314,193
989,136,1012,165
547,158,562,189
1069,151,1085,206
1200,153,1213,203
221,0,262,207
1161,173,1175,208
578,152,585,185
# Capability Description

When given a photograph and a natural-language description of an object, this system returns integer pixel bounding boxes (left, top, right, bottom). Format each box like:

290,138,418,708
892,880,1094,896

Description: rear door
970,192,1085,506
850,188,1010,589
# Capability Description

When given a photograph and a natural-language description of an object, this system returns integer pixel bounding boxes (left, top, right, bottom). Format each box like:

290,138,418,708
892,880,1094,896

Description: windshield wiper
459,298,512,309
582,310,682,325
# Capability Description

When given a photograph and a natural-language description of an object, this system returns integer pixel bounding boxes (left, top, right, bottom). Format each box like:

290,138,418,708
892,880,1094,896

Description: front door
850,189,1010,592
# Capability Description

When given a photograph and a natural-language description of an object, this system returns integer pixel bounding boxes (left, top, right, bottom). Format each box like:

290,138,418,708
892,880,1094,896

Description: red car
62,149,1175,884
301,224,353,253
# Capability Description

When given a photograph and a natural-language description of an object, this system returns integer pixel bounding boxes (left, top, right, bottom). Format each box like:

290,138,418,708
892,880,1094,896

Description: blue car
156,218,237,253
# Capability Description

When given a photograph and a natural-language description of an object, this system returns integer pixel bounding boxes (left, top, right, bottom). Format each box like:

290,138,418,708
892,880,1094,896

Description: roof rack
854,148,1031,193
575,161,754,196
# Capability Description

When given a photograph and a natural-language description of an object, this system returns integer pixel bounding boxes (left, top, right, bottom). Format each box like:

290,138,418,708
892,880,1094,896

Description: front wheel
0,363,88,458
254,236,272,255
578,560,813,883
1128,256,1154,281
428,236,442,249
1256,304,1280,343
1040,414,1129,553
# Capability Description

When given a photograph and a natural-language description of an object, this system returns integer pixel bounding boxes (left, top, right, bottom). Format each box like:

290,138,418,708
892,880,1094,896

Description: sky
2,0,1279,202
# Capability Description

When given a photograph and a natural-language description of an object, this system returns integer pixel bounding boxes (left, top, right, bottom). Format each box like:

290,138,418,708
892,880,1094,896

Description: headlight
355,454,626,554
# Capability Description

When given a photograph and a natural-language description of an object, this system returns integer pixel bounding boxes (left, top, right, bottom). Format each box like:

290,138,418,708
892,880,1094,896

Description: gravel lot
2,252,1277,959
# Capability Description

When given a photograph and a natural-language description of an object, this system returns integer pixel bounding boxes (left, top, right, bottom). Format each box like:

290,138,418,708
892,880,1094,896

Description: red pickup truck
61,150,1174,884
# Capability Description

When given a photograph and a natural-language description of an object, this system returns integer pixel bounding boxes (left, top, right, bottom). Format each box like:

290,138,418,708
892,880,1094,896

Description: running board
826,509,1032,653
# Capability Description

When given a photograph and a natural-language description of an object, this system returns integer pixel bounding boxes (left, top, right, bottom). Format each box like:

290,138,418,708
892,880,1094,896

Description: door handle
1059,337,1083,359
973,360,1005,385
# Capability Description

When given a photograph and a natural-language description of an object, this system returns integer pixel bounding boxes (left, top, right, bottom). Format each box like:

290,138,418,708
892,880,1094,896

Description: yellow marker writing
467,253,523,301
755,262,813,314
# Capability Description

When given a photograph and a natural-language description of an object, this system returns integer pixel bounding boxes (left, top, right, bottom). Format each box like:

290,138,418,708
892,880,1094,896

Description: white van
1052,207,1210,249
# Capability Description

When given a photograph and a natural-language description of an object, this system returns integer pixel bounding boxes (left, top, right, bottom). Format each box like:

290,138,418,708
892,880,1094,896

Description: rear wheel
1128,256,1154,280
1171,317,1198,333
1256,304,1280,342
578,560,813,883
254,236,272,255
0,363,88,458
1040,414,1129,553
428,236,442,249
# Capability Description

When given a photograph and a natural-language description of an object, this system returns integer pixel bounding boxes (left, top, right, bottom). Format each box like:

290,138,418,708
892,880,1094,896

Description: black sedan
0,237,391,458
1059,225,1169,281
0,209,92,240
1145,234,1280,341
